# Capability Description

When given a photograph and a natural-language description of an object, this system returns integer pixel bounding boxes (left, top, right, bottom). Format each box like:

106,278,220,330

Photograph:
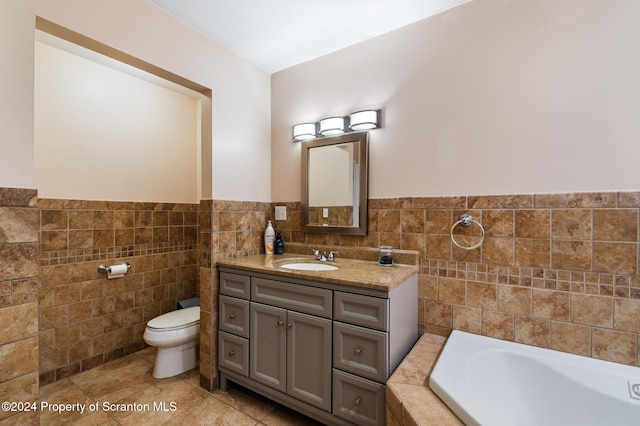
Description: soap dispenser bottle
274,231,284,254
264,220,275,254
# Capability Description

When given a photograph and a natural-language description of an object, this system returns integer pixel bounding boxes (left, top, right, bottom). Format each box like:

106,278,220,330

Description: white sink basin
280,262,338,271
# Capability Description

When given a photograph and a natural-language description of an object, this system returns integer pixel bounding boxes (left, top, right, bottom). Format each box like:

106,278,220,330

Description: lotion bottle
264,220,275,254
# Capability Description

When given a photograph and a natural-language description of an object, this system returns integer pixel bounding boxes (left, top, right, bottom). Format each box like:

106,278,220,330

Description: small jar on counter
378,246,393,267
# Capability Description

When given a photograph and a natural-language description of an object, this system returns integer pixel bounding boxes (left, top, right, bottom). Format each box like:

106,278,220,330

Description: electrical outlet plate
275,206,287,220
322,208,329,218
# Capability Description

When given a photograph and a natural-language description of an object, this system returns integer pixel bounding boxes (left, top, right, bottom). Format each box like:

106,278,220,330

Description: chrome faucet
313,249,327,261
313,249,339,262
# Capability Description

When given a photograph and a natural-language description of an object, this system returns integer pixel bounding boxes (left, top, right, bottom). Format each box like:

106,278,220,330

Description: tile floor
39,348,325,425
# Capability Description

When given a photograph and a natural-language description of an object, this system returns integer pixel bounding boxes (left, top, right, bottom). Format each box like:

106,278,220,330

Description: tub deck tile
386,333,463,425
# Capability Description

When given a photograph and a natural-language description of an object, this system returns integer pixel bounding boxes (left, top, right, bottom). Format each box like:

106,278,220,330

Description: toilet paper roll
107,263,128,280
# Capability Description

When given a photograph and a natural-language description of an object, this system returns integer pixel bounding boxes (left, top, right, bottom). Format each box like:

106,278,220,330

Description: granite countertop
386,333,463,425
216,253,418,291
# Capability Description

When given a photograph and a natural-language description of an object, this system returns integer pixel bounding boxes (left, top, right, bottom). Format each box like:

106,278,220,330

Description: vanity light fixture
292,108,382,141
318,116,346,136
292,123,317,141
349,109,380,131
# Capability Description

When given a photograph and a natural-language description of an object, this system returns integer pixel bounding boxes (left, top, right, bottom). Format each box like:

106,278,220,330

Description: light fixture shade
318,116,346,136
292,123,317,141
349,110,380,130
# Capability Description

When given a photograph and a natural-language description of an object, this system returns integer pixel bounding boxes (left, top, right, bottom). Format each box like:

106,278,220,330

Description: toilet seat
146,306,200,331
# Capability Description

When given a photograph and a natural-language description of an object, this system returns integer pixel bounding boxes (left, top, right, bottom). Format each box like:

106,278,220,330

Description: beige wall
3,0,271,202
271,0,640,201
35,40,199,203
308,145,352,206
0,0,36,190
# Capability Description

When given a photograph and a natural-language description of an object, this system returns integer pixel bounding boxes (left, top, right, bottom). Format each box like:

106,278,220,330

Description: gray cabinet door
250,303,286,392
287,311,332,412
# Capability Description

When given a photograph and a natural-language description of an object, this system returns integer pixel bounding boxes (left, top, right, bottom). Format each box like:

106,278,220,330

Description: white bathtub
429,331,640,426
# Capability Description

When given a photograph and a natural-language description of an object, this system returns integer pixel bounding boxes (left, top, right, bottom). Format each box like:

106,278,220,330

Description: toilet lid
147,306,200,330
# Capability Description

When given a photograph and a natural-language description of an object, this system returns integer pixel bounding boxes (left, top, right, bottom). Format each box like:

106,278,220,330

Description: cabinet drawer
218,331,248,377
334,291,388,331
251,277,332,318
333,369,385,426
219,295,249,338
333,322,388,382
220,272,250,299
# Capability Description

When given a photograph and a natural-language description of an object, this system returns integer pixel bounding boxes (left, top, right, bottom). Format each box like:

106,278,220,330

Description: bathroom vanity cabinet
217,266,418,426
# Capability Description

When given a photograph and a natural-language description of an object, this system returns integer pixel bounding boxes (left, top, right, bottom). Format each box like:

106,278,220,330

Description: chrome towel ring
450,214,485,250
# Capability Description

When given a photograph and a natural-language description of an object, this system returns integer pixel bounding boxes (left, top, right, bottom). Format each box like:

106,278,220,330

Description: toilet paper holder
97,262,131,274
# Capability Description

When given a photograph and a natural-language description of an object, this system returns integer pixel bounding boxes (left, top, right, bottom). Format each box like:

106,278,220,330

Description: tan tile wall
38,199,199,385
1,186,634,402
198,200,271,390
308,205,353,226
0,188,40,424
274,191,640,367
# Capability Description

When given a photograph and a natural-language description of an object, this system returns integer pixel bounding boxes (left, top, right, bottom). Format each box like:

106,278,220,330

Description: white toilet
143,306,200,378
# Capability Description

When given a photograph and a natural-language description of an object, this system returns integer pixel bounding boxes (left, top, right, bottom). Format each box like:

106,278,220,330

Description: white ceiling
147,0,472,73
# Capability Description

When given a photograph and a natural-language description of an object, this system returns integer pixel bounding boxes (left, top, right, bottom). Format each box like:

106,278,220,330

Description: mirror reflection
301,132,368,235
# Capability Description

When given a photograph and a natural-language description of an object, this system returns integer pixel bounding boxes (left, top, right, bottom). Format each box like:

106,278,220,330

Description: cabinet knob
354,347,362,354
228,350,235,356
278,320,284,325
286,323,293,328
229,313,236,319
353,398,361,406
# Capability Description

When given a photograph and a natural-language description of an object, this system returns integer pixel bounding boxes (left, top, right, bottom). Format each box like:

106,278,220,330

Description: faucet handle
328,251,339,262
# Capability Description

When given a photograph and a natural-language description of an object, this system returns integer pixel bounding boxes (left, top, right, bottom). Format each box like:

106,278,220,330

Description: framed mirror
301,132,369,235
